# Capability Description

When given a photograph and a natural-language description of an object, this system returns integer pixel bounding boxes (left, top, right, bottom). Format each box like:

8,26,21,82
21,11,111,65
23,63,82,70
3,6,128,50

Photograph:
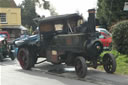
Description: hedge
112,20,128,54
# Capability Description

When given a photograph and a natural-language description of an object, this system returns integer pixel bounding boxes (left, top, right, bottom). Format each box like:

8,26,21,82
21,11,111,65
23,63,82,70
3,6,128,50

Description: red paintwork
18,50,25,69
0,31,10,41
99,32,112,47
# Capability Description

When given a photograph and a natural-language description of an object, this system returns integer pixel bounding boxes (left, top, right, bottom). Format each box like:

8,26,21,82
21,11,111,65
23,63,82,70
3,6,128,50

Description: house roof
1,25,28,30
0,0,17,8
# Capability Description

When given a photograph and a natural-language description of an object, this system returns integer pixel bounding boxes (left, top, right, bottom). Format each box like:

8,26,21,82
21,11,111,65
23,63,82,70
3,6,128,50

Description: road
0,58,128,85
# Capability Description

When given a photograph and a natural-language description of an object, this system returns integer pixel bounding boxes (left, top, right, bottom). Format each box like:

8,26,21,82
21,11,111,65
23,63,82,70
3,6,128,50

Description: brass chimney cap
88,9,95,13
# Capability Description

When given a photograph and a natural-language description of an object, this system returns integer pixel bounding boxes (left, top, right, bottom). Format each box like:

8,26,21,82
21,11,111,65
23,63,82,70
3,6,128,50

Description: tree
49,4,58,16
20,0,37,30
19,0,58,31
36,0,58,16
96,0,128,29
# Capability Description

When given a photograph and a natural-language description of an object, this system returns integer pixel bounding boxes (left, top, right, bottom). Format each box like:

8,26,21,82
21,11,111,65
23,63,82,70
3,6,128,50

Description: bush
112,20,128,54
100,50,120,58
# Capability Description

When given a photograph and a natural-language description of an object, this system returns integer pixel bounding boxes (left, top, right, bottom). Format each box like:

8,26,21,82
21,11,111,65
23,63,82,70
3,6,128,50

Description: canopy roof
39,13,83,23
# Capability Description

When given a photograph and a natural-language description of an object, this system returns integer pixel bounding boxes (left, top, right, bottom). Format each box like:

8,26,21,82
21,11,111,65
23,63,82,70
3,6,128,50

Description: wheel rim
18,48,28,69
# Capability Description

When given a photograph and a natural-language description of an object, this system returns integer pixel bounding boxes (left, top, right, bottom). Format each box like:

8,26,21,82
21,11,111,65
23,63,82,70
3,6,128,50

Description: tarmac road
0,58,128,85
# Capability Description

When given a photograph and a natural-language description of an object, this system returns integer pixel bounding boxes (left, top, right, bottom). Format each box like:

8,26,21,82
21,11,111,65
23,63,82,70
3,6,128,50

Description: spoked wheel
75,57,87,78
17,47,33,70
103,53,116,73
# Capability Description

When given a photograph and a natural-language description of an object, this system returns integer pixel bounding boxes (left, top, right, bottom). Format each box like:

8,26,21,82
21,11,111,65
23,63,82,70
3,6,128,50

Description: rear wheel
103,53,116,73
17,47,34,70
75,57,87,78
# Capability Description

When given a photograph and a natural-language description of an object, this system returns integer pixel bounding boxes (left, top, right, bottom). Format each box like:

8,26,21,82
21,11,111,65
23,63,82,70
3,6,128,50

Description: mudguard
13,34,40,47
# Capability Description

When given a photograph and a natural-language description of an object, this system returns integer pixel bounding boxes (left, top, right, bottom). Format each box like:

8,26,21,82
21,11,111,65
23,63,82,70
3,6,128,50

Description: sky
14,0,98,19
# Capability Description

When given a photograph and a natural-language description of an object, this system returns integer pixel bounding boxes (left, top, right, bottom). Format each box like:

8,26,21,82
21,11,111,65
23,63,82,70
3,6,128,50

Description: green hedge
112,20,128,54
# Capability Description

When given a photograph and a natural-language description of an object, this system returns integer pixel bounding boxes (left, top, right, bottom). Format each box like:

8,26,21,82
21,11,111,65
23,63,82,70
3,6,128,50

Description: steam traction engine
16,9,116,78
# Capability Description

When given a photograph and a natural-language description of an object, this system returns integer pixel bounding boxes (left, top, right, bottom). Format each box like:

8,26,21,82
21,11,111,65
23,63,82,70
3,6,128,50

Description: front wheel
17,47,33,70
103,53,116,73
75,57,87,78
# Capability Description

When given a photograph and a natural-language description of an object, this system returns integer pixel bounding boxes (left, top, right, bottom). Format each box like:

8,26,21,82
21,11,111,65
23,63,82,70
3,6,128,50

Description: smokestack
87,9,96,33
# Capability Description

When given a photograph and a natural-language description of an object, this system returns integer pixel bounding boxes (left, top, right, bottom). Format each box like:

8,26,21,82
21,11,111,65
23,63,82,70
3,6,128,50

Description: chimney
87,9,96,33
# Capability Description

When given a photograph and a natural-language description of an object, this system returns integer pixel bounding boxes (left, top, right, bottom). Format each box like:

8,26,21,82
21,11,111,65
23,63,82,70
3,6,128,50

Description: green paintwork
52,33,87,52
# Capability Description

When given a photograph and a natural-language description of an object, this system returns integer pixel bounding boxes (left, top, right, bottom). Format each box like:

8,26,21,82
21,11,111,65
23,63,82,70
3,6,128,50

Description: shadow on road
15,62,128,85
16,68,90,85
